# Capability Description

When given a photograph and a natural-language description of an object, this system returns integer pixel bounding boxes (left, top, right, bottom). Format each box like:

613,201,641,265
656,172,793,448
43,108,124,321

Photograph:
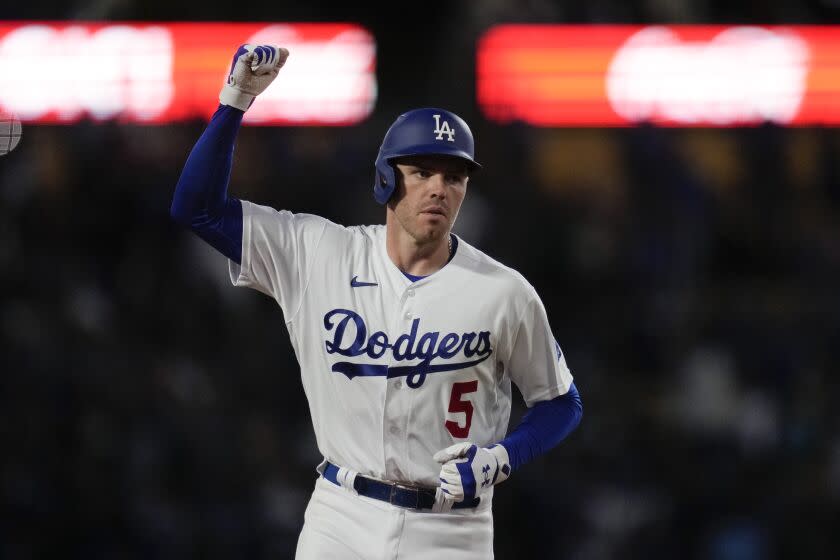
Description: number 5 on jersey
445,380,478,438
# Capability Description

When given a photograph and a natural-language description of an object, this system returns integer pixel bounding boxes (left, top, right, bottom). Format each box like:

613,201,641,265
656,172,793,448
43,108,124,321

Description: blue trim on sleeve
170,104,245,263
499,382,582,472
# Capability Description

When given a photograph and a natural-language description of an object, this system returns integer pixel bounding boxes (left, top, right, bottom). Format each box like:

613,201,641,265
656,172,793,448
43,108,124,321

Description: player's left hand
433,442,511,503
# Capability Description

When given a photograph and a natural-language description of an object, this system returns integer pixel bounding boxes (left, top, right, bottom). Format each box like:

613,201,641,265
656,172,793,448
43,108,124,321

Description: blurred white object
607,26,810,125
0,111,21,155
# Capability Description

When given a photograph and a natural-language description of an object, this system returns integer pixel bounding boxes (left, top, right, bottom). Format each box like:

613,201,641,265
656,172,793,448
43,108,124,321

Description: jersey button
404,311,413,319
389,425,400,435
394,380,402,389
407,289,415,297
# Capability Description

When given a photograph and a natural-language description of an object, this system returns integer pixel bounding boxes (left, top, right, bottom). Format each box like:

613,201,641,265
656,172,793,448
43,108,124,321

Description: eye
445,173,467,185
417,169,433,178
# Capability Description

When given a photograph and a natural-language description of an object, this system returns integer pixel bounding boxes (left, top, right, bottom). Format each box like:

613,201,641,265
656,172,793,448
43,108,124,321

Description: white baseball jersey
229,200,574,487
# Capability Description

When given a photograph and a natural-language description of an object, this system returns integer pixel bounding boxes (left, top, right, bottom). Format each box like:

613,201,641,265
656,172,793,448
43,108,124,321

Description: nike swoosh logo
350,276,378,288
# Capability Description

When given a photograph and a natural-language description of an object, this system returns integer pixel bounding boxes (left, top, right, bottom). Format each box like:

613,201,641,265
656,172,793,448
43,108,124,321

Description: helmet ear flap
373,157,397,204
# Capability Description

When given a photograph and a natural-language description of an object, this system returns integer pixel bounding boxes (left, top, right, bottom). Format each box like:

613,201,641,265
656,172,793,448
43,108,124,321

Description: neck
385,218,451,276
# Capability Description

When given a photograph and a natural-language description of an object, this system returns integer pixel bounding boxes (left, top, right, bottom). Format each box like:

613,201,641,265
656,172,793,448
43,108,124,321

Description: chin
415,227,446,244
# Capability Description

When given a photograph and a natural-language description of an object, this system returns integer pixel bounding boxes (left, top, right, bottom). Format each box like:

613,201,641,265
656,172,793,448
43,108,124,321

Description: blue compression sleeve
170,104,244,263
499,383,582,472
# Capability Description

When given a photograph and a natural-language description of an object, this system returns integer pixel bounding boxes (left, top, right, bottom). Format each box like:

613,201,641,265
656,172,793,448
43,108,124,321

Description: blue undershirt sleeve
499,382,582,472
170,104,245,264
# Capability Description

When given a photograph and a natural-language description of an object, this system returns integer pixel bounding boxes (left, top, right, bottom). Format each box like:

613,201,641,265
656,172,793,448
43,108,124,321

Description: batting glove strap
487,444,512,484
434,443,511,503
219,86,254,112
219,44,288,112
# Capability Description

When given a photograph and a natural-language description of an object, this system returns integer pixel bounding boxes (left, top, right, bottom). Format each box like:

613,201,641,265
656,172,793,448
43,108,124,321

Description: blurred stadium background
2,2,840,559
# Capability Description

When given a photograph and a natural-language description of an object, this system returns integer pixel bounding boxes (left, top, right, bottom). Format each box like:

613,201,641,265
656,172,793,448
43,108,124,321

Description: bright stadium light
477,24,840,127
605,26,809,125
0,22,377,126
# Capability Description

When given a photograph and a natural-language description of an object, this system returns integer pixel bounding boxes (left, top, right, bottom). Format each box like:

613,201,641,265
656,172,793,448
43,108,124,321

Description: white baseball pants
295,476,494,559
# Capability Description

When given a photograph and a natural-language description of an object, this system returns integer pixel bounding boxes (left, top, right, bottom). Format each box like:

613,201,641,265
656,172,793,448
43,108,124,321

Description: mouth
420,206,447,217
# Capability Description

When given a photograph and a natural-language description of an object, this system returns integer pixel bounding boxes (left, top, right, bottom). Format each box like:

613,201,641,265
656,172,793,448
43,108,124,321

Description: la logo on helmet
433,114,455,142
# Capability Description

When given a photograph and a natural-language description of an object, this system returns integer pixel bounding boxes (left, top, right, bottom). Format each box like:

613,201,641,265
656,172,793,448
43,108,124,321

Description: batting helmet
373,108,481,204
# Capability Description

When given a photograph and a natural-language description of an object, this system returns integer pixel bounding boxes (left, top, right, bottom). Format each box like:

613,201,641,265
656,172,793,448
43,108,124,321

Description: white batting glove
434,442,511,504
219,44,289,111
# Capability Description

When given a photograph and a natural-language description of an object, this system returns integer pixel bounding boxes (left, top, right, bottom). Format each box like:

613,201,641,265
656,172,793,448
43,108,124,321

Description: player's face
389,156,469,245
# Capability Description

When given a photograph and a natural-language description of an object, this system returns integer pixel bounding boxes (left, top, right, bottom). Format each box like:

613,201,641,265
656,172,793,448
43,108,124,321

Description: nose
429,173,447,198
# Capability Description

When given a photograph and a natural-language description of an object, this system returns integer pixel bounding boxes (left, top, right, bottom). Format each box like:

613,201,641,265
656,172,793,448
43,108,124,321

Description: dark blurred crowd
3,112,840,560
4,1,840,559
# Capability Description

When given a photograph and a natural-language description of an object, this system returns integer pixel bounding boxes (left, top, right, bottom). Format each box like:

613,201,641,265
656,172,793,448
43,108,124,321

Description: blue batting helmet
373,108,481,204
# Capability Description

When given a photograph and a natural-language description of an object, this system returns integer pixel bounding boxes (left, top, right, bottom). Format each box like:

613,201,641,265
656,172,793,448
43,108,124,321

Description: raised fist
219,44,289,111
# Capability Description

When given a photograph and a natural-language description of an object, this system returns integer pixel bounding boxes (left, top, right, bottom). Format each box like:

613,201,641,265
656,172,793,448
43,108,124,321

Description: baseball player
171,44,583,559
